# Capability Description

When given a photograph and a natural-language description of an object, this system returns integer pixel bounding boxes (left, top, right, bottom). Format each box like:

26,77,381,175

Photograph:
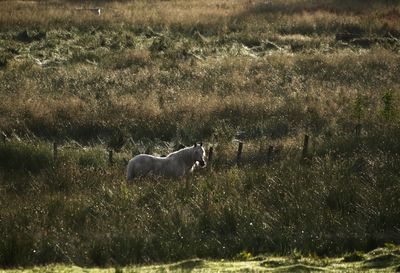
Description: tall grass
1,134,400,267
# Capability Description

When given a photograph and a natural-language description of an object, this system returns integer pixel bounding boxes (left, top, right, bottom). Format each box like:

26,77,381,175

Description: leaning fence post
302,134,309,160
267,145,273,164
53,142,58,160
108,150,113,165
236,142,243,165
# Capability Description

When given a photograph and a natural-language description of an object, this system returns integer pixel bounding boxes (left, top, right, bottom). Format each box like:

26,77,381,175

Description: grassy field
1,0,400,270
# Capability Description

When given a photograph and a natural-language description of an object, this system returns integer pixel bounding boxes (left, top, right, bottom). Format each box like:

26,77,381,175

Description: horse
126,143,206,180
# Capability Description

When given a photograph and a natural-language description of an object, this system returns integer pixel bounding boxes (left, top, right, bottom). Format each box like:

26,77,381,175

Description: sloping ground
2,246,400,273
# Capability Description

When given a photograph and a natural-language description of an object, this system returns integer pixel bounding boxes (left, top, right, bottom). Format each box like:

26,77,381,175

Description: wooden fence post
355,123,362,137
302,134,309,160
145,147,151,154
207,146,213,170
267,145,273,164
108,150,113,165
53,142,58,160
236,142,243,165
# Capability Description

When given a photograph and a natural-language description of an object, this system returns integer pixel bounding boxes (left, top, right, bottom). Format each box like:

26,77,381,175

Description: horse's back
127,154,165,180
127,154,151,180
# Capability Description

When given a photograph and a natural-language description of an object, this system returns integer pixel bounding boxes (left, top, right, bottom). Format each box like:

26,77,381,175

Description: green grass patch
0,140,52,173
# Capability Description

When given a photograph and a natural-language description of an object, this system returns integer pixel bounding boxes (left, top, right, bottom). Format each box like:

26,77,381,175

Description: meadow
0,0,400,270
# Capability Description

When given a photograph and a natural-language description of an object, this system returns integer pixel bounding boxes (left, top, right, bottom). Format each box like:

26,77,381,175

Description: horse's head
192,143,206,167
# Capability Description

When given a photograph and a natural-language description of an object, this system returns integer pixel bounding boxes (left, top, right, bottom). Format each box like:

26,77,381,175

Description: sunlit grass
1,245,400,272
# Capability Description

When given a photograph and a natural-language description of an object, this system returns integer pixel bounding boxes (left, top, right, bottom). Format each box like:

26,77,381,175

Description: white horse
126,143,206,180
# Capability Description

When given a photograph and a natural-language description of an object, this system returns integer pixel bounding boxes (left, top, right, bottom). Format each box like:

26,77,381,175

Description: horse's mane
166,146,193,158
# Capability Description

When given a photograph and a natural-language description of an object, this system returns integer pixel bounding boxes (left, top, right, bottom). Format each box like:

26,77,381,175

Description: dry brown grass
1,0,399,36
0,0,244,31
